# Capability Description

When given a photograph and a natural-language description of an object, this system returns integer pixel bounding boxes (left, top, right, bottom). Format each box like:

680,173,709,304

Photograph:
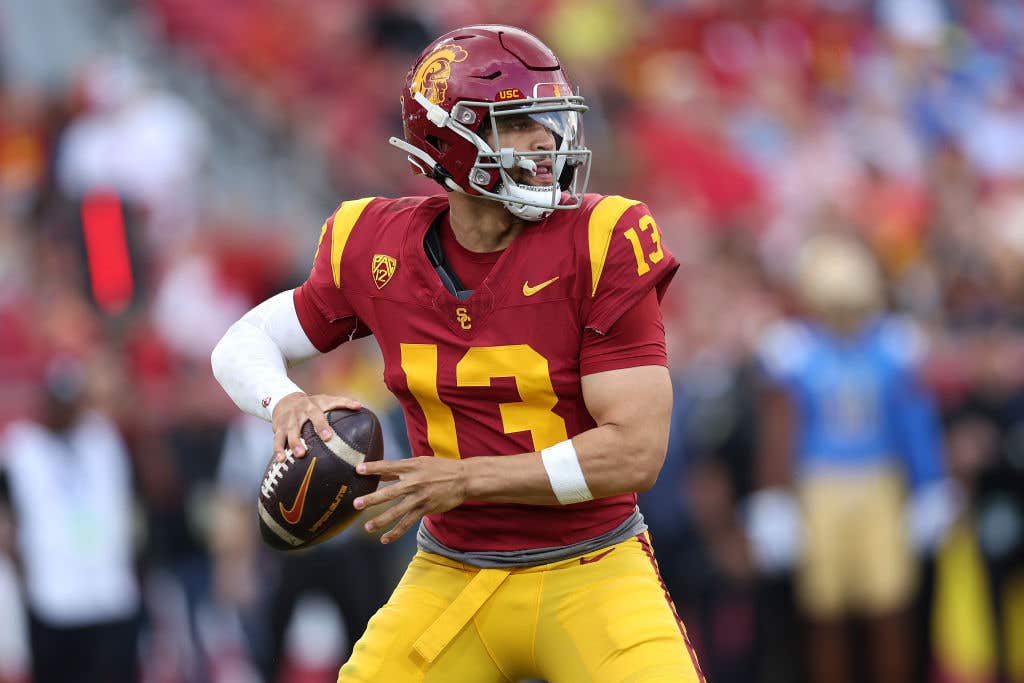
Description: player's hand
271,392,362,462
353,458,468,544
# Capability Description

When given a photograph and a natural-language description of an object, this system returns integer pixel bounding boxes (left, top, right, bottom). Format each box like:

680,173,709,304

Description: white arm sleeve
211,290,322,421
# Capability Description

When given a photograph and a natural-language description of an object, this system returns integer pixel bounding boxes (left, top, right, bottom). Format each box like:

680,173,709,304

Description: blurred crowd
1,0,1023,682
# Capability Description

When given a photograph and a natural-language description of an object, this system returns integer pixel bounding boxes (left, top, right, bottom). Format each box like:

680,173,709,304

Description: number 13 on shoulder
624,214,663,276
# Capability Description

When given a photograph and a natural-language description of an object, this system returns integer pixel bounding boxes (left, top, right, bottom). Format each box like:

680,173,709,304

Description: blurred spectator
55,55,208,249
0,355,141,683
751,233,956,683
0,88,50,220
958,79,1024,182
151,238,252,363
930,327,1024,683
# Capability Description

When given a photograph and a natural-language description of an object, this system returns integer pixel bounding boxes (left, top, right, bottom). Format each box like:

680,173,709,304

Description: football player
752,233,955,683
212,25,704,682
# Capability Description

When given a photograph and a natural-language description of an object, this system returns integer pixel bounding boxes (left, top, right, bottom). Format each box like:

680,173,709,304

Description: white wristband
540,439,593,505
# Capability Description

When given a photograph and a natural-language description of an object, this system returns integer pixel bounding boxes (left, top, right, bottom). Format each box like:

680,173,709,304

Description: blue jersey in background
758,316,944,490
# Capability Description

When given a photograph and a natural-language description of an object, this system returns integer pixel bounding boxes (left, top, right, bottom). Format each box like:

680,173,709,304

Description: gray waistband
416,506,648,568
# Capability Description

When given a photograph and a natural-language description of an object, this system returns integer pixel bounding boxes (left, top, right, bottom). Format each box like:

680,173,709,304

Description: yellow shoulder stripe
588,195,640,296
330,197,375,288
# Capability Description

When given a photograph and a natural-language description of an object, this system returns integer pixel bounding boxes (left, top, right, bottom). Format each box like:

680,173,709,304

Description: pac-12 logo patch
411,44,468,105
372,254,397,289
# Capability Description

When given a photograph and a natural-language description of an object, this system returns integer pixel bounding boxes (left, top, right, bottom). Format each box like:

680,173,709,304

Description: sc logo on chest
455,307,472,329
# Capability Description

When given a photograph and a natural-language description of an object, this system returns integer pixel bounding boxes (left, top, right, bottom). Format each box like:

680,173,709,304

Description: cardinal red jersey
293,194,679,552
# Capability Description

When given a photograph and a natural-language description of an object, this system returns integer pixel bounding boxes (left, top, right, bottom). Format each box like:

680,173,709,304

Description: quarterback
212,25,704,682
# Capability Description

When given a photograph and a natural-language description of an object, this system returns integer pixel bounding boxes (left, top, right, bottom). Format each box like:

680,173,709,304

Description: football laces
260,440,302,499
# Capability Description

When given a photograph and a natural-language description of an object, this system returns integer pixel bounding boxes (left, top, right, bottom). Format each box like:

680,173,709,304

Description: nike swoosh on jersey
280,456,317,525
579,547,616,565
522,276,559,296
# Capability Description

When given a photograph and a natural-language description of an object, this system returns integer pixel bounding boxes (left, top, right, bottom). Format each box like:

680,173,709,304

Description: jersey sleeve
877,317,944,488
756,320,813,390
293,199,376,353
579,196,680,334
580,289,667,375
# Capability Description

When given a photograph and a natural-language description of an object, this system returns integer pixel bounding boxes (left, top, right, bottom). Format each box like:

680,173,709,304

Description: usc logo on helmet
411,44,468,105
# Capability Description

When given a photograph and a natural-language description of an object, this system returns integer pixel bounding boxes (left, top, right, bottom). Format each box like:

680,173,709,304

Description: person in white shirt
0,357,140,683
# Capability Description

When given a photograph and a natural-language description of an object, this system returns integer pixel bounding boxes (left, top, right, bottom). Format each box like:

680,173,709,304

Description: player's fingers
356,459,410,476
354,479,410,510
363,495,417,533
273,429,287,462
354,479,413,509
309,412,334,442
380,506,424,544
290,428,307,458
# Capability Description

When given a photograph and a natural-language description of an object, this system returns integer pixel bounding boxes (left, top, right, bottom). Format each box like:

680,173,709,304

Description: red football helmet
390,25,591,221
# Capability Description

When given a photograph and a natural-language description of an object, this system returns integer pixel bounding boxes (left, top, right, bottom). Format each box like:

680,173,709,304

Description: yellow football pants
338,533,705,683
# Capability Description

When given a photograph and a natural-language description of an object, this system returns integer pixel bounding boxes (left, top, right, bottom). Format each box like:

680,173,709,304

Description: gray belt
416,506,647,568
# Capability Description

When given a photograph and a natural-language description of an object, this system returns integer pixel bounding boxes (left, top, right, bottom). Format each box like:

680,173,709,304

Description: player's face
493,115,556,186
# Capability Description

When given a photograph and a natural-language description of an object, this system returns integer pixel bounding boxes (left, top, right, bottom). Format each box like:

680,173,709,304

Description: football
257,408,383,550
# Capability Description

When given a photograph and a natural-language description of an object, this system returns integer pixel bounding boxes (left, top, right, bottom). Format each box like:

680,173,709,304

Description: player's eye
498,116,534,133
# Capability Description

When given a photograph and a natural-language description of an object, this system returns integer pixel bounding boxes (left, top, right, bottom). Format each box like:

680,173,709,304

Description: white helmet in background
797,232,884,316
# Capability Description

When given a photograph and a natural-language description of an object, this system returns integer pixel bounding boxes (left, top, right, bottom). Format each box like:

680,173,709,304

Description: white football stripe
258,503,306,546
323,433,366,468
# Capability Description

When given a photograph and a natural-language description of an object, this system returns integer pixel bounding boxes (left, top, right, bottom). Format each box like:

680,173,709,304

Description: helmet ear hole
425,135,448,154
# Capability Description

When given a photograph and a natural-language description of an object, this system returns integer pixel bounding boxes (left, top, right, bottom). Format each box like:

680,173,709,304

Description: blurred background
0,0,1023,682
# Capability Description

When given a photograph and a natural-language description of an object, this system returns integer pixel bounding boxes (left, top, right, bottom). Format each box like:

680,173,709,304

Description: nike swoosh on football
280,457,317,525
579,547,615,565
522,276,559,296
